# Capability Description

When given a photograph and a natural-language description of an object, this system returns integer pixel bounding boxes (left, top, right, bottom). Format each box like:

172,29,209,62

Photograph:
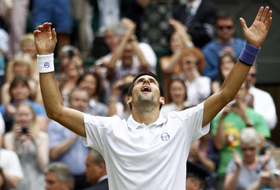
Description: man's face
45,172,70,190
69,90,89,112
246,66,257,88
84,154,101,185
122,42,134,67
104,30,120,52
128,75,164,109
216,19,235,42
235,83,248,102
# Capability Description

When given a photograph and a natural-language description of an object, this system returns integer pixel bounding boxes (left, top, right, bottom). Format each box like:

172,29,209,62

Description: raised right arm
33,23,86,137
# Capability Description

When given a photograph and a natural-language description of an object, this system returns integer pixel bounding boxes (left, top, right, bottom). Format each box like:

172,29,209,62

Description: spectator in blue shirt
0,76,48,132
202,11,245,81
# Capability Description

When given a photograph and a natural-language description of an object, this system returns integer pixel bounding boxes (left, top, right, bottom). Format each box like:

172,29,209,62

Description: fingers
52,28,57,43
254,6,264,22
239,17,248,33
265,10,273,29
260,6,269,22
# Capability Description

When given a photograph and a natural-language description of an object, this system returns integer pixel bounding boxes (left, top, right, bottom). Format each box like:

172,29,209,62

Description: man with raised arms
33,6,272,190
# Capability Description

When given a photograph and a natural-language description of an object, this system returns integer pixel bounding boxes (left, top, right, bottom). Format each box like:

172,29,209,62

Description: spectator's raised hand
121,18,136,37
232,148,243,168
33,22,57,55
240,6,272,48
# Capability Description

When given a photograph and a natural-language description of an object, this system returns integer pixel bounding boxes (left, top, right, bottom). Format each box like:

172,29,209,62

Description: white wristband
37,53,55,73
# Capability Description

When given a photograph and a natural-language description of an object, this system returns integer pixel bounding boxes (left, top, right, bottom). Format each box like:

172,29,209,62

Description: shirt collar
186,0,202,15
97,175,108,184
127,114,167,130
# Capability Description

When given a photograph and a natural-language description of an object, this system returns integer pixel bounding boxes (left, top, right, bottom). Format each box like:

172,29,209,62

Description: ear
127,97,132,105
159,97,165,105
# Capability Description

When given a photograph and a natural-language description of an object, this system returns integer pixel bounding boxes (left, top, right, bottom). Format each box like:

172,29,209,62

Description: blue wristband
239,42,261,66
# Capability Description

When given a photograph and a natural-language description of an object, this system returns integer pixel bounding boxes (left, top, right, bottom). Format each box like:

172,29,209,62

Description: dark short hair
216,11,235,24
128,72,164,110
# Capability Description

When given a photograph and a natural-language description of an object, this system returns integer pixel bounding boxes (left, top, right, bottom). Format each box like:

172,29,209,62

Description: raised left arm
202,6,272,127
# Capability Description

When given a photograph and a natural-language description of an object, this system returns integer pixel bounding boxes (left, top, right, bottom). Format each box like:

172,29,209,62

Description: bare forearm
247,181,264,190
35,135,49,171
219,61,251,101
50,135,78,160
161,50,182,73
40,72,64,119
131,41,150,71
197,153,216,171
108,97,118,117
214,119,225,150
3,171,20,189
224,169,241,190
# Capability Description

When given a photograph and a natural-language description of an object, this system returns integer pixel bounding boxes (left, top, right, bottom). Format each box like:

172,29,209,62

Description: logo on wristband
44,62,50,68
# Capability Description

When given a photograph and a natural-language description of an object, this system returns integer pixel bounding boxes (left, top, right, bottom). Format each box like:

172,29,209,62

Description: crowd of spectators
0,0,278,190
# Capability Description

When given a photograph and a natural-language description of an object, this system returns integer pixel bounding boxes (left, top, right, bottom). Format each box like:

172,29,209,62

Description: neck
132,107,160,126
174,101,184,110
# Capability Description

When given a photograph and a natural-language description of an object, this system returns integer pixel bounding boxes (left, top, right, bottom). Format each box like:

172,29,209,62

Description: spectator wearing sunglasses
202,11,246,81
245,65,277,130
224,128,276,190
180,47,211,106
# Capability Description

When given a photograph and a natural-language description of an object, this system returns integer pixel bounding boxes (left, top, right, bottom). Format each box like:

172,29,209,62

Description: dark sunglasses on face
217,25,234,30
241,147,256,152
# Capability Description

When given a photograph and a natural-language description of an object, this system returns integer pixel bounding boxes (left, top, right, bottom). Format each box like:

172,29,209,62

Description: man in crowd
48,87,91,189
246,65,277,130
45,162,74,190
202,11,246,81
34,6,272,190
83,149,109,190
172,0,217,48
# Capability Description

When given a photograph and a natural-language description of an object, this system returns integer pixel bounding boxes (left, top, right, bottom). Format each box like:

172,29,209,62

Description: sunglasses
217,25,234,30
241,147,256,152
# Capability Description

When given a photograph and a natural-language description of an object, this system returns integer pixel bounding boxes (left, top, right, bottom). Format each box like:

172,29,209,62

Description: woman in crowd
76,72,108,116
211,53,236,94
160,77,190,118
3,101,49,190
160,20,193,103
180,47,211,105
6,34,39,82
224,128,276,190
0,77,48,132
1,53,42,104
57,46,84,106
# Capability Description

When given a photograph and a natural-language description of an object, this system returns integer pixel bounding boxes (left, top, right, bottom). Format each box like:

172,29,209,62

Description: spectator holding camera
224,128,276,190
248,168,280,190
3,101,49,190
211,82,270,189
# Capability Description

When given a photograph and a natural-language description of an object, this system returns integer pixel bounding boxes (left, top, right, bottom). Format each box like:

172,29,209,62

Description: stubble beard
135,94,157,113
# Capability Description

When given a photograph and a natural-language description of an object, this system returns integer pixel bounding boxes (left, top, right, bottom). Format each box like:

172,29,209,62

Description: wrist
37,53,55,73
239,42,261,66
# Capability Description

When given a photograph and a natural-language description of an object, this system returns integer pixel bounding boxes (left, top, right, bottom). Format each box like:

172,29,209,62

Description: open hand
33,22,57,55
240,6,272,48
232,148,243,168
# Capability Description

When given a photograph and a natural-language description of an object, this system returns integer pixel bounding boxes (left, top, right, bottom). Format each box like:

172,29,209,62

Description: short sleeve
251,111,270,138
1,150,24,179
226,160,237,174
0,113,5,135
173,102,210,144
82,114,117,153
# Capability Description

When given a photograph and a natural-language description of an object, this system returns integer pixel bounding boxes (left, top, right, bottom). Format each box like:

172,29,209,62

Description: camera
270,169,280,178
22,126,29,134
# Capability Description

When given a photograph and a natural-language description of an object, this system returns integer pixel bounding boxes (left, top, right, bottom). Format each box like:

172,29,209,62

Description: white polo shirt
82,102,210,190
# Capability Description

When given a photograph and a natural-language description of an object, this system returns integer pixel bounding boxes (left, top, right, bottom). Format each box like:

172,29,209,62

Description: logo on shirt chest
161,132,170,141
